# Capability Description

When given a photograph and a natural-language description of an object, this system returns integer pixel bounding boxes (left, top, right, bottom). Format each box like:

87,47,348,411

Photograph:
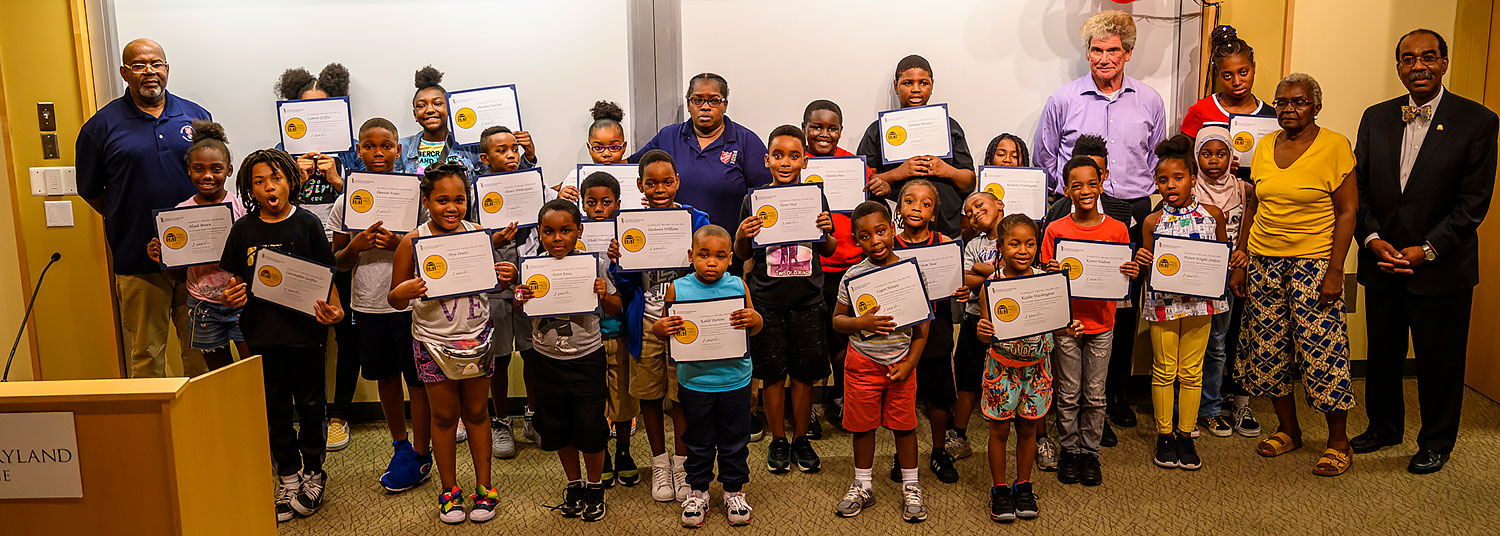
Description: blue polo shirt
77,92,212,275
630,117,771,231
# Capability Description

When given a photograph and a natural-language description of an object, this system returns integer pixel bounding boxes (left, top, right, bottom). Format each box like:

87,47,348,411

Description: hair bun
1211,25,1238,46
318,63,350,97
414,66,444,90
590,100,625,122
191,119,228,144
1154,133,1195,159
274,68,315,100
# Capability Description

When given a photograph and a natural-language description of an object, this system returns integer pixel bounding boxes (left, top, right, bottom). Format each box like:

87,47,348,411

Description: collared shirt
1400,86,1444,192
1034,75,1167,200
77,92,212,275
630,117,771,231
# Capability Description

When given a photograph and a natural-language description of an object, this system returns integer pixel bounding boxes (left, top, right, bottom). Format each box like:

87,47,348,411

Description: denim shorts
188,296,243,350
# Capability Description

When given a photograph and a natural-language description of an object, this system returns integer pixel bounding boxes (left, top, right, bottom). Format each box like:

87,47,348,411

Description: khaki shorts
629,323,678,402
604,337,640,422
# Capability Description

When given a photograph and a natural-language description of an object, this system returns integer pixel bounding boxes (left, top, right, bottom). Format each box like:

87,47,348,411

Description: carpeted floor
277,379,1500,535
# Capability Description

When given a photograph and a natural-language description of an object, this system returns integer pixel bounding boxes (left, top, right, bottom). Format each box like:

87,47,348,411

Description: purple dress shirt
1033,75,1167,200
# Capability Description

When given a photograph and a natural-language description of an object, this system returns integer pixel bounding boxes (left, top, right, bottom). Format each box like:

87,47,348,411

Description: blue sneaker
380,440,432,493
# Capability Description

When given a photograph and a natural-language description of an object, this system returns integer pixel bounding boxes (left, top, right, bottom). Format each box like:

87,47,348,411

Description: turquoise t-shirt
671,273,752,393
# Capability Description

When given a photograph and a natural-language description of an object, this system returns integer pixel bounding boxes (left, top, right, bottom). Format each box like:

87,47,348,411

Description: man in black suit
1351,29,1498,474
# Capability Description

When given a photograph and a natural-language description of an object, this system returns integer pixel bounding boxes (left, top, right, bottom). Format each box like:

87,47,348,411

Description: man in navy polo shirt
78,38,212,378
630,73,771,231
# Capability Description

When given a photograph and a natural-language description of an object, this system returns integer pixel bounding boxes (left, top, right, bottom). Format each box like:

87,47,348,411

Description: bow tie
1402,104,1433,123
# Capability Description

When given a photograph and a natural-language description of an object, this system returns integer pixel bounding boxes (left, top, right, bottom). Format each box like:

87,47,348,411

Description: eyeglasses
1272,98,1314,109
688,97,725,107
1398,53,1445,68
589,143,626,153
124,61,168,74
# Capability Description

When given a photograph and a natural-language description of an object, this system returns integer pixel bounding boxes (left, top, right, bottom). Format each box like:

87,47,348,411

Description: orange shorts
841,345,918,433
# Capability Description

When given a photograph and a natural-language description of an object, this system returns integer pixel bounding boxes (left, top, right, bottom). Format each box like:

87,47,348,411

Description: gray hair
1081,11,1137,52
1277,72,1323,108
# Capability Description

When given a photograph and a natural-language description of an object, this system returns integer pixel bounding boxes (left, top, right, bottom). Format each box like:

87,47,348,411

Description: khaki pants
115,273,206,378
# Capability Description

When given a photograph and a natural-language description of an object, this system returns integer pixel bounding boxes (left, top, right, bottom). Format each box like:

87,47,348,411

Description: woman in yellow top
1229,73,1358,477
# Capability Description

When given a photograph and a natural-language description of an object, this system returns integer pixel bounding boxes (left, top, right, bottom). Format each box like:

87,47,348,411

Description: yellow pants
115,273,205,378
1149,316,1212,435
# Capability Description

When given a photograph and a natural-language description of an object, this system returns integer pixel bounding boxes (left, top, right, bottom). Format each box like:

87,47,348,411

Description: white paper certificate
447,85,524,146
750,184,826,248
1054,238,1133,300
1149,235,1231,299
978,166,1049,221
667,296,749,362
475,168,546,229
576,164,644,210
520,253,601,318
1229,114,1280,168
343,172,421,232
846,258,933,338
276,97,354,155
984,271,1072,341
412,229,500,300
250,248,335,317
153,203,234,268
576,220,616,254
877,103,953,165
898,241,963,302
801,156,867,212
615,209,692,271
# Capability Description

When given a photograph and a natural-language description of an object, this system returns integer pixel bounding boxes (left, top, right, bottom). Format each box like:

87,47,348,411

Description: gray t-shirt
838,258,914,366
529,255,616,360
962,234,998,317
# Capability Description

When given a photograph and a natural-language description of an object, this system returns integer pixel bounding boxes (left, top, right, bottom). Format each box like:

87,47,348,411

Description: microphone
3,252,61,381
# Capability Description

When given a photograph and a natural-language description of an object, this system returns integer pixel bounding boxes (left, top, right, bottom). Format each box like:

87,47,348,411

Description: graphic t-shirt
738,193,823,308
417,138,446,170
218,208,336,347
529,256,616,360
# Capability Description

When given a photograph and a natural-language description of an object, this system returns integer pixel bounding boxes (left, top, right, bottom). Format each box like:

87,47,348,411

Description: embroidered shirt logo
720,150,737,165
180,124,194,142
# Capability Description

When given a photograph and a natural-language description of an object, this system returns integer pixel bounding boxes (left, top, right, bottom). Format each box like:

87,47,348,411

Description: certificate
615,209,692,271
475,168,546,229
1149,235,1231,299
978,166,1048,221
447,84,524,146
520,252,602,318
343,172,421,232
877,103,953,165
411,229,501,300
749,183,826,248
576,219,616,254
801,156,867,213
153,203,234,269
576,164,644,210
897,241,963,302
845,258,933,339
276,97,354,155
1229,114,1280,169
984,271,1072,342
250,248,335,317
1054,238,1133,300
666,296,749,362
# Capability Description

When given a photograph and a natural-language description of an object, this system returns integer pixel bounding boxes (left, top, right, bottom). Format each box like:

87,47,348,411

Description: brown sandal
1256,432,1303,457
1313,448,1352,476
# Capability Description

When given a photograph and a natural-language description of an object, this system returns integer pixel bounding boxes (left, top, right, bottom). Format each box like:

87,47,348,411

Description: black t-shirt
220,207,337,348
738,195,823,309
856,116,975,238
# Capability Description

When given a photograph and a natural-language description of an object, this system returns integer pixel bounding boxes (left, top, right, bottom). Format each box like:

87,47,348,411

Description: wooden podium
0,357,274,535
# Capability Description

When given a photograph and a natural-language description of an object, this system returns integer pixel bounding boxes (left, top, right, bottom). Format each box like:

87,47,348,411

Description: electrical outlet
37,102,56,131
41,133,59,159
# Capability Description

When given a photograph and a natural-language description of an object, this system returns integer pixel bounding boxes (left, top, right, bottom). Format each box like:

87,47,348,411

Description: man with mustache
1351,29,1498,474
77,38,213,378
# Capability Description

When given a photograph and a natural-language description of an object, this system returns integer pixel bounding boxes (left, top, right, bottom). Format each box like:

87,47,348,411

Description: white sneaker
834,482,874,517
491,418,517,459
650,453,674,502
671,455,690,502
680,489,709,527
521,409,540,444
944,430,973,460
900,483,928,523
455,419,468,443
275,473,301,522
724,491,752,526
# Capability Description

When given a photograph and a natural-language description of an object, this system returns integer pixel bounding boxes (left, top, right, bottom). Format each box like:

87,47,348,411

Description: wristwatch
1422,242,1436,262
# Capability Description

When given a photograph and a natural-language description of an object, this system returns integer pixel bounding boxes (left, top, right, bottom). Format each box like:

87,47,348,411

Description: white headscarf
1192,125,1241,215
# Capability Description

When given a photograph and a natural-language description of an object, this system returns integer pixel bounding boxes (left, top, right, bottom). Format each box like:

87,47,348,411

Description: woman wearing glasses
1230,72,1359,477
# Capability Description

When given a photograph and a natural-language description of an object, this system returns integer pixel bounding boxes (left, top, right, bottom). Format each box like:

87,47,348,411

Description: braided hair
1210,25,1254,76
983,133,1031,167
235,148,302,212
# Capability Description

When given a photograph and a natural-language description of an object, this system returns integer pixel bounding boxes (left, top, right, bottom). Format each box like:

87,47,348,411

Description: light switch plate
44,200,73,227
37,102,56,131
28,166,76,196
40,133,60,159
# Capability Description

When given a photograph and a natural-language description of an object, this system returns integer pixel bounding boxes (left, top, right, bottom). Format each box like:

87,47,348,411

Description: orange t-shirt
1041,214,1130,335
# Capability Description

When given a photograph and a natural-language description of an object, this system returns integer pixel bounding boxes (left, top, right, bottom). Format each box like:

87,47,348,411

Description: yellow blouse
1246,128,1354,259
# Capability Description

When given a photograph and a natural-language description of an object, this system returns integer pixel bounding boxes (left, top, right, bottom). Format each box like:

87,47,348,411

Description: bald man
77,38,213,378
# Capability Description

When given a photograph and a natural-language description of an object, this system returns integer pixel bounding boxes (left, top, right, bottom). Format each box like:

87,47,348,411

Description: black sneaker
1079,454,1103,486
291,470,327,517
889,455,902,482
990,485,1016,522
1153,434,1179,469
615,449,640,486
1101,422,1118,447
1057,452,1081,485
581,483,607,522
601,450,616,489
929,450,959,484
806,408,824,440
1176,435,1202,470
1107,401,1137,427
560,482,585,517
1012,481,1039,519
792,437,821,472
750,413,765,442
767,438,792,474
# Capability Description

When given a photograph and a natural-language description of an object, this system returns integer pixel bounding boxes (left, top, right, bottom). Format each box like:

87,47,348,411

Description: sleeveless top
1143,201,1229,321
411,220,492,344
672,274,752,393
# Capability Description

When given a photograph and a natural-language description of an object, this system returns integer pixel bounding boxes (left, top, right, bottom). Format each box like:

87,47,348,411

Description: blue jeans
1200,294,1234,418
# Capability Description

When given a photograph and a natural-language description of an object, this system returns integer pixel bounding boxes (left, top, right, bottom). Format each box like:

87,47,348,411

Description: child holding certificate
653,225,764,527
580,172,641,487
733,125,835,476
832,201,931,523
1133,136,1230,471
974,214,1084,523
505,200,622,523
1039,156,1139,487
407,67,476,174
388,164,507,524
556,100,628,198
218,149,344,523
954,191,1004,465
145,120,247,371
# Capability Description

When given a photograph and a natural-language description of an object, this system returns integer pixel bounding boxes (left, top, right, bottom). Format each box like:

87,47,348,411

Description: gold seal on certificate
446,84,523,146
342,172,422,232
520,253,602,318
475,168,546,229
577,164,644,210
1229,114,1280,169
1148,235,1230,298
1053,238,1133,300
877,103,953,165
576,220,615,253
844,258,933,339
153,203,234,269
614,209,692,271
412,229,501,300
977,166,1049,221
250,248,335,317
983,271,1072,341
896,241,963,302
749,183,825,248
276,97,354,155
801,156,868,212
666,296,749,362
